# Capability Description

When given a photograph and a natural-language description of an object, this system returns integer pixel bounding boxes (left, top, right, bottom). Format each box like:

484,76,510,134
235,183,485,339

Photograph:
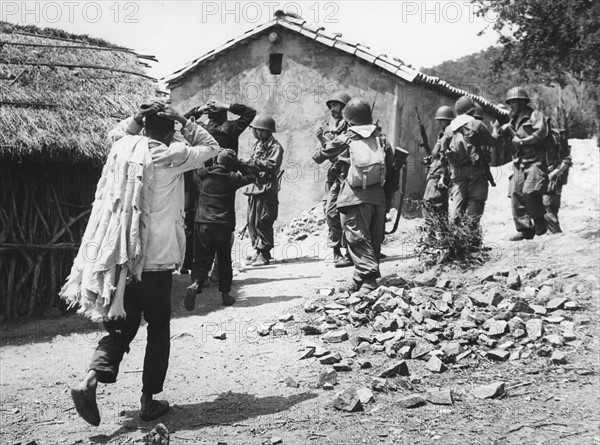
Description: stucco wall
170,27,458,226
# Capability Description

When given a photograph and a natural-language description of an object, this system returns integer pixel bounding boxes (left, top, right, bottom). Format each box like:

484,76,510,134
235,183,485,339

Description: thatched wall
0,22,157,320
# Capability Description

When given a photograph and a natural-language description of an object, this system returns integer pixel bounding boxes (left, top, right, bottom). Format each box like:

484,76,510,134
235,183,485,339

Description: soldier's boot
333,247,343,263
335,251,353,268
221,291,235,306
251,251,270,267
509,229,535,241
339,278,362,294
361,277,379,293
534,217,548,236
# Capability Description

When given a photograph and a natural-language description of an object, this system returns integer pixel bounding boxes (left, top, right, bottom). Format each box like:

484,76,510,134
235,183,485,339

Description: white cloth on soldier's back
60,135,154,321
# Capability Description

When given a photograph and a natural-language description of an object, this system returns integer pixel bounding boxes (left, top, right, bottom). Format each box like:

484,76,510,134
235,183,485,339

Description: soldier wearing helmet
499,86,550,240
318,98,398,294
312,90,353,268
243,114,284,266
422,105,455,219
440,96,498,225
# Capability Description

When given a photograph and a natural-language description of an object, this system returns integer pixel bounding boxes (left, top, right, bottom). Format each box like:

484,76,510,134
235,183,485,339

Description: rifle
386,147,410,234
477,145,496,187
415,107,431,156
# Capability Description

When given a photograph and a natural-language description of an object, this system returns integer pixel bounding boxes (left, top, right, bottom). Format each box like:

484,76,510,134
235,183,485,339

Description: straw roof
0,22,158,166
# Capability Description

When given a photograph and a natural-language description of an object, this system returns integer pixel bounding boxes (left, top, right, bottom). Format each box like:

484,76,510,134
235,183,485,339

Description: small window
269,53,283,75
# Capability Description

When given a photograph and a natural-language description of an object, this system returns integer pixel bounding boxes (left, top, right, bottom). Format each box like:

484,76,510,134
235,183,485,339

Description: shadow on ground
98,391,318,441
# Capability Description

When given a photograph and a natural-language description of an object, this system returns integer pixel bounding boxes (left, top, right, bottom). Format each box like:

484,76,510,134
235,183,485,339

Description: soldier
312,91,353,267
499,87,550,240
244,115,284,266
321,99,397,293
441,96,497,225
422,105,455,219
544,132,572,233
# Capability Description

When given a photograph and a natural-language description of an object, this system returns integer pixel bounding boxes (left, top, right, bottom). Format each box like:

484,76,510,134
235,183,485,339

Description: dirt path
1,140,599,445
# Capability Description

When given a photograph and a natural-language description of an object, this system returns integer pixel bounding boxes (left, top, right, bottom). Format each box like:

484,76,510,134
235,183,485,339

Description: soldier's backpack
544,124,571,185
346,136,387,189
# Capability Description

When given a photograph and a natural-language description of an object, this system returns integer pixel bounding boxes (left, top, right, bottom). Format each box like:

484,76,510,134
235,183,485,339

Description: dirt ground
1,139,599,445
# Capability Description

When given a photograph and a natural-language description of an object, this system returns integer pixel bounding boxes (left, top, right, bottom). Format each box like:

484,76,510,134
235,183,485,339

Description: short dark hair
144,114,175,139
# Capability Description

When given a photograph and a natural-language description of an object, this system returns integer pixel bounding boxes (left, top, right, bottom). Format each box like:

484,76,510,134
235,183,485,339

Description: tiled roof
163,12,508,117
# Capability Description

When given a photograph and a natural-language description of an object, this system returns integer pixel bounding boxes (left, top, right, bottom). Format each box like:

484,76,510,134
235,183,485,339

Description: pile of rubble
274,268,589,412
280,205,326,242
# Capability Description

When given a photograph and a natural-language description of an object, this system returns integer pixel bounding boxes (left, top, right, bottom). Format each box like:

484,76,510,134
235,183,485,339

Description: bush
415,203,489,267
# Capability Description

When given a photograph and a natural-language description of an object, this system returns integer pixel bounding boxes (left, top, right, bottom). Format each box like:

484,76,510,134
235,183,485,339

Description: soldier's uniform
245,117,284,264
543,135,572,233
312,91,352,266
322,99,398,293
423,106,455,219
503,88,550,239
441,97,496,224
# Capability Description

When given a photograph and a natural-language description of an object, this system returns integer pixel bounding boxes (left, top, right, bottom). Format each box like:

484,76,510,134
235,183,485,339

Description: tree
473,0,600,86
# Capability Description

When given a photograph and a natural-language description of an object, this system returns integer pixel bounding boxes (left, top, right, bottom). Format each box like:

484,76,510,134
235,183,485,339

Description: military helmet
434,105,455,121
470,104,484,120
455,96,475,116
342,99,373,125
505,87,530,103
325,91,352,109
250,114,276,133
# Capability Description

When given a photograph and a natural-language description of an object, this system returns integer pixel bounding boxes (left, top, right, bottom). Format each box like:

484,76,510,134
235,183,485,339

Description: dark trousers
191,223,233,292
247,194,278,257
543,181,563,233
448,175,488,224
89,271,172,395
510,163,548,232
325,180,344,249
423,178,449,222
182,209,195,270
340,204,386,283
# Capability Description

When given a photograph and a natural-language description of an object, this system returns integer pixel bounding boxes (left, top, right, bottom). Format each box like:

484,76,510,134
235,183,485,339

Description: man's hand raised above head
207,99,230,113
151,142,189,168
157,105,187,126
134,101,165,124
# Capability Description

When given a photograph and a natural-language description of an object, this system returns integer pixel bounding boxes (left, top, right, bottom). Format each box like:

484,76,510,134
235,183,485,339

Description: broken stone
412,310,424,324
564,301,579,310
357,333,375,344
546,297,568,311
485,349,510,361
301,325,322,336
434,300,450,313
487,320,508,337
358,359,372,369
509,350,521,361
398,345,412,359
562,330,577,341
270,436,283,445
299,347,315,360
272,323,287,336
411,341,433,359
371,378,387,392
537,285,555,301
333,388,363,412
508,316,526,332
397,395,427,409
376,332,397,344
378,361,409,378
356,387,375,405
530,304,547,315
545,315,564,323
424,333,439,343
478,334,498,348
442,292,453,304
537,345,553,357
509,300,533,313
437,279,451,288
320,288,334,296
550,350,567,365
425,390,453,405
319,353,342,365
347,295,362,306
443,342,461,358
473,382,505,399
322,330,349,343
498,341,514,350
304,301,319,312
313,347,330,357
472,287,504,307
507,274,522,290
279,314,294,322
544,334,564,346
426,355,446,373
213,332,227,340
333,362,352,372
285,377,299,388
525,319,544,339
371,344,385,353
323,383,335,390
511,328,526,338
354,342,371,354
317,369,338,386
324,302,346,311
